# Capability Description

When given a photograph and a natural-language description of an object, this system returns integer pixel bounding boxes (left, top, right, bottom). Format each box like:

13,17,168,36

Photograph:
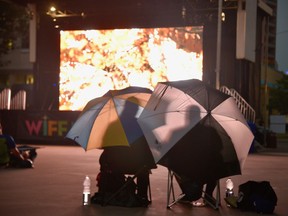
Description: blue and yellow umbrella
66,86,152,150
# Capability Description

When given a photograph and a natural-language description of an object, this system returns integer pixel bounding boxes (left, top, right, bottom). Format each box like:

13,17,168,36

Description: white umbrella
138,79,254,182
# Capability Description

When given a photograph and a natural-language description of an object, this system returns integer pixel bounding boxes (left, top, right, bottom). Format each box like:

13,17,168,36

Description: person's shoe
192,201,206,207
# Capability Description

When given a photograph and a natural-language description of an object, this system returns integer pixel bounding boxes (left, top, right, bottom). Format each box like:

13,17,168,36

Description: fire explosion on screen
59,26,203,111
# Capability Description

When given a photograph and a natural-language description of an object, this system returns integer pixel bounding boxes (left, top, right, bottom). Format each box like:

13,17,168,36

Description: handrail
10,90,26,110
0,88,26,110
220,86,255,123
0,88,11,110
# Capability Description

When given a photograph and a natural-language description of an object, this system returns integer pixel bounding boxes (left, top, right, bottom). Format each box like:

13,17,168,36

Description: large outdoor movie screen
59,26,203,111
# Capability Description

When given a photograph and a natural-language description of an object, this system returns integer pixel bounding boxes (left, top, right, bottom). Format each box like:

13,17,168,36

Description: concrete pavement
0,141,287,216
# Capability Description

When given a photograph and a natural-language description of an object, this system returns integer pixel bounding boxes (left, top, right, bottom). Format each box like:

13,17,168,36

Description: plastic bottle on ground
83,175,91,206
225,178,234,197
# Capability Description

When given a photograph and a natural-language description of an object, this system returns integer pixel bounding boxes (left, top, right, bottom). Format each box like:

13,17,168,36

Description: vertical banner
236,0,257,62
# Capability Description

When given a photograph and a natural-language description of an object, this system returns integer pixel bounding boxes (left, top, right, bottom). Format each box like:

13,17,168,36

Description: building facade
0,0,284,140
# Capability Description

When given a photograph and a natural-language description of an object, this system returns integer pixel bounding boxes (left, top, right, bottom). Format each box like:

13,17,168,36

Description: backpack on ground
237,180,277,214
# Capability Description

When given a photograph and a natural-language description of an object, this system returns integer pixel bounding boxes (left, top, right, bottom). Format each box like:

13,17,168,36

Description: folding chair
166,169,221,210
103,166,152,206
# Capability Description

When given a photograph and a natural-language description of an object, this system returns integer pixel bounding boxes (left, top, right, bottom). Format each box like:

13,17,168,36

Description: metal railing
0,88,11,110
220,86,256,123
0,88,26,110
10,90,26,110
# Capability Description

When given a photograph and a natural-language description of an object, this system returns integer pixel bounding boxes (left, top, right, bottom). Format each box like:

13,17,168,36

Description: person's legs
136,169,149,199
136,169,151,206
18,146,37,162
174,174,203,202
205,180,217,197
203,180,217,205
28,149,37,161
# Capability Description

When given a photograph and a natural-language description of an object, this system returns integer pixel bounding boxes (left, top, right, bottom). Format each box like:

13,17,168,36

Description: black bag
237,180,277,214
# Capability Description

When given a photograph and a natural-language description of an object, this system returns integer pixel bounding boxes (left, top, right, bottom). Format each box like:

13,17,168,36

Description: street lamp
46,5,84,18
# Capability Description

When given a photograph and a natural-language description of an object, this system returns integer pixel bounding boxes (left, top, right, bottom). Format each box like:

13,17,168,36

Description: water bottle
225,178,234,198
83,175,91,206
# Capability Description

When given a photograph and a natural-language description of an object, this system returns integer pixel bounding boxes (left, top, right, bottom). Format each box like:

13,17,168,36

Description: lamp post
215,0,223,90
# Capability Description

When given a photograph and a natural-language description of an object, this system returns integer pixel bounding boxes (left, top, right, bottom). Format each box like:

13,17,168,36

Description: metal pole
264,16,269,130
215,0,223,90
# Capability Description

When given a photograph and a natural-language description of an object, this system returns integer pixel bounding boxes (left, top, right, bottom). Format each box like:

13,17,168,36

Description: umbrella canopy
137,79,254,182
66,86,152,150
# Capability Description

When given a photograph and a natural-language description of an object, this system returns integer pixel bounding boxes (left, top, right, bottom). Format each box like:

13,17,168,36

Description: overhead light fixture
50,6,56,12
46,5,84,18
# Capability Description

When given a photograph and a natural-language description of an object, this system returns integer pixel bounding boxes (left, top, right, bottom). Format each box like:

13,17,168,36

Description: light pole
215,0,223,90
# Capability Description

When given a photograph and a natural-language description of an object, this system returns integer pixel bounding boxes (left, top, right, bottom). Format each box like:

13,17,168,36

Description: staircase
220,86,255,123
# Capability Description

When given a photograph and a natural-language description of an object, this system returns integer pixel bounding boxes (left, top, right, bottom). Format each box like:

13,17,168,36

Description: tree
0,0,29,66
269,73,288,115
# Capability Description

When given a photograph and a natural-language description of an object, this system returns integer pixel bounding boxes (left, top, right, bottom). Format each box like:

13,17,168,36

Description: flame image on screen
60,26,203,111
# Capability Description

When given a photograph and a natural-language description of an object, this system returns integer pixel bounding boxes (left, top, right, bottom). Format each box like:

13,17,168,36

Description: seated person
0,123,36,168
174,171,217,206
92,143,156,207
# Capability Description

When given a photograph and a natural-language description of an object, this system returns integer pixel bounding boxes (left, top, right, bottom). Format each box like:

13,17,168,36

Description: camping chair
103,166,152,206
166,169,221,210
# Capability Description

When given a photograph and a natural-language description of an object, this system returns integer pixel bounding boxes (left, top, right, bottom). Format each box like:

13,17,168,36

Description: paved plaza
0,140,287,216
